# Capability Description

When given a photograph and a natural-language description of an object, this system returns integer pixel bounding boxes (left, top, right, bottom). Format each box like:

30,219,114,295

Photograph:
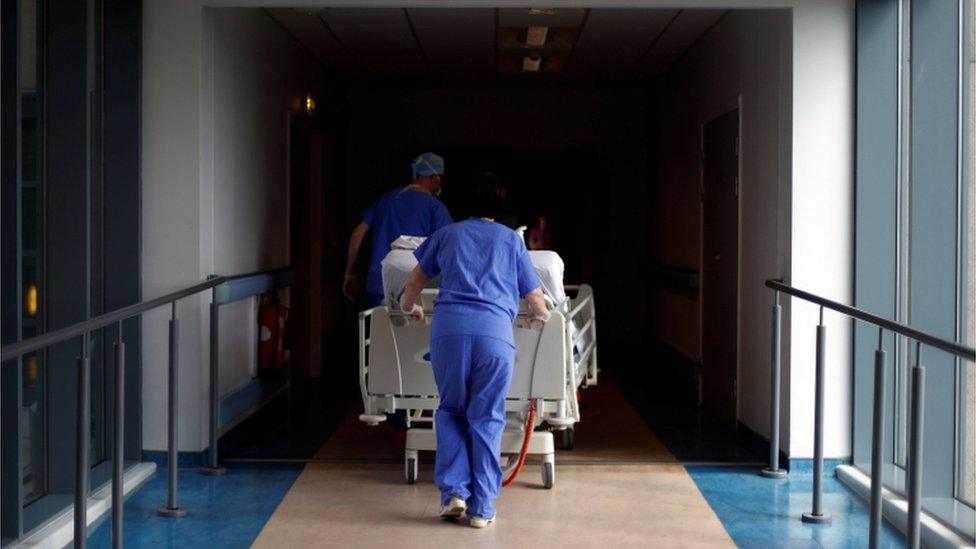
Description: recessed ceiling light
526,26,548,47
528,8,556,16
522,56,542,72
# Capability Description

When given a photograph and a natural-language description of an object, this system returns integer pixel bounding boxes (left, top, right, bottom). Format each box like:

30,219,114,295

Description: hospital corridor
2,2,975,548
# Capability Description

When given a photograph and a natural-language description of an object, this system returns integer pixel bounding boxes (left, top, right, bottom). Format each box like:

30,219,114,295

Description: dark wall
342,86,650,362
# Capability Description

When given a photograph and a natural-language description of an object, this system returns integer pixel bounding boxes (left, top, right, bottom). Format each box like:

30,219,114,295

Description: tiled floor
687,465,906,548
87,463,303,548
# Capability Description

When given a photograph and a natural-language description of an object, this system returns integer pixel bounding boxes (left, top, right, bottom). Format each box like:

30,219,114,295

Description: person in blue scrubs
343,153,453,306
399,173,551,529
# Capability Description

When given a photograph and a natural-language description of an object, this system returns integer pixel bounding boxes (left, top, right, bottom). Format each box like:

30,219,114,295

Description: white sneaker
469,515,496,529
439,496,466,520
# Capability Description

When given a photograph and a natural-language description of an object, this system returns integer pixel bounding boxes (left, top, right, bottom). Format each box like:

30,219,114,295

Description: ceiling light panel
525,26,549,47
497,8,586,28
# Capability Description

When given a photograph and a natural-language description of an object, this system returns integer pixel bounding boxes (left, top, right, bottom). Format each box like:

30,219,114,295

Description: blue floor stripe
88,463,303,548
686,465,906,548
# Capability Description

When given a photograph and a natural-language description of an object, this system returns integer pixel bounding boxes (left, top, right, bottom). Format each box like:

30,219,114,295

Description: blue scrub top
414,218,541,346
363,187,453,295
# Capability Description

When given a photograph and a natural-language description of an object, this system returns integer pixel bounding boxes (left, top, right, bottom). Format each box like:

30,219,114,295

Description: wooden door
701,109,739,426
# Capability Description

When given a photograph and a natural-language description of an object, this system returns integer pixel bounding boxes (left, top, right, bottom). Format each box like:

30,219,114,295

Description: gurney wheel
542,462,555,489
406,457,418,485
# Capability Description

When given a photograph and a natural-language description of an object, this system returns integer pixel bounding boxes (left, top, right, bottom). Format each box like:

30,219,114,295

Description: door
289,117,324,379
701,109,739,427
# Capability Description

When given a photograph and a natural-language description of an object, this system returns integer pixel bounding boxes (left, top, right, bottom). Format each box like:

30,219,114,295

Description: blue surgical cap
412,152,445,178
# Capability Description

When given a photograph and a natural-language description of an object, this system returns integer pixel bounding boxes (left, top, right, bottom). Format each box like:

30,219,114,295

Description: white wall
652,10,793,447
786,1,855,459
651,2,853,459
142,5,326,451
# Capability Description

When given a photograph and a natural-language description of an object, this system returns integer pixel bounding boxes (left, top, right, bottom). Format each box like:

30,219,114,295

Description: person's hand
342,274,359,301
528,309,551,324
401,301,424,321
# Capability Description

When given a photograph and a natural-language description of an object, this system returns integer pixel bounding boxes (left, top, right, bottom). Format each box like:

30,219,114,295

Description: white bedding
380,239,569,309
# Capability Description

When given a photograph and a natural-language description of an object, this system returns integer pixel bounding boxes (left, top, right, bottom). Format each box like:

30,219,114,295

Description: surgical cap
412,152,445,177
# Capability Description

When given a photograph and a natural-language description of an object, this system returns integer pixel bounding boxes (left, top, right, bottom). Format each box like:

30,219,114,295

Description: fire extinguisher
258,292,289,374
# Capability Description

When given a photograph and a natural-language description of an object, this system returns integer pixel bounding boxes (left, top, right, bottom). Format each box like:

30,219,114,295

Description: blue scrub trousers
429,334,514,519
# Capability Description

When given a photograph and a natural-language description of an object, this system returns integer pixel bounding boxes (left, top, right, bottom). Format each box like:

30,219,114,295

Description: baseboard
788,458,852,474
837,464,974,548
735,420,789,468
141,450,207,468
11,462,156,549
219,376,289,435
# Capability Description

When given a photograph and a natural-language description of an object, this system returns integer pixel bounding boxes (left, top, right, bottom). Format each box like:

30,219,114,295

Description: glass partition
957,0,975,508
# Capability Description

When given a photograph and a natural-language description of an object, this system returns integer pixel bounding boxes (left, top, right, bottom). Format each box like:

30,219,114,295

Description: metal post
159,303,188,516
762,291,787,479
868,328,886,549
200,297,226,475
802,308,831,523
112,323,125,548
906,344,925,549
75,334,91,548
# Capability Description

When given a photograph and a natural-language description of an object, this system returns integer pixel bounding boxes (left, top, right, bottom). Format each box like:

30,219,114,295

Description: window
854,0,976,538
2,0,141,540
18,0,46,508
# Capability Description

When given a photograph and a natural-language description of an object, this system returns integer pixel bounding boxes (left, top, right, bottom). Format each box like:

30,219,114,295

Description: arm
399,266,429,319
342,221,370,300
524,287,550,324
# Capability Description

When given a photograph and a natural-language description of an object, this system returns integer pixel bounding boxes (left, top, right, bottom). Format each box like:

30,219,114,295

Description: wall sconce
303,93,316,117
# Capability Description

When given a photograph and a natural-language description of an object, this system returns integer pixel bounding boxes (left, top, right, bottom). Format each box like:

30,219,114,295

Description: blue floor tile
88,463,303,548
686,465,906,548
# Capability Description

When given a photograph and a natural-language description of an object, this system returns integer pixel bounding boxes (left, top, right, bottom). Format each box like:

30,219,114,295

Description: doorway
700,108,740,427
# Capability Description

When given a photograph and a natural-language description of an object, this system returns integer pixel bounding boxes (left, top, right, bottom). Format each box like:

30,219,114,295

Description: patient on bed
380,235,568,309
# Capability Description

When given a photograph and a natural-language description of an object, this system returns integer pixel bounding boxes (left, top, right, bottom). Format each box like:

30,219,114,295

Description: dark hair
470,172,507,219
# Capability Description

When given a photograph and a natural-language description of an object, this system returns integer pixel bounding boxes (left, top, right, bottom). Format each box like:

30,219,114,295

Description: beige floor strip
255,377,732,547
252,463,733,548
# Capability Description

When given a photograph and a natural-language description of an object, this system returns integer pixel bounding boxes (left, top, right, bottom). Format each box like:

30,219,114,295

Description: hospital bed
357,242,598,489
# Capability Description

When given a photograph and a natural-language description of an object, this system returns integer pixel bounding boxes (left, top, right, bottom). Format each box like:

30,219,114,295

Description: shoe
439,496,466,520
469,515,496,529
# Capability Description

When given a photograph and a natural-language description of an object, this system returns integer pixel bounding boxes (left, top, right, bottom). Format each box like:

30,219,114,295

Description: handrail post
906,343,925,549
802,307,831,524
201,291,226,476
761,290,787,479
159,303,188,516
868,328,886,549
112,323,125,548
75,334,91,548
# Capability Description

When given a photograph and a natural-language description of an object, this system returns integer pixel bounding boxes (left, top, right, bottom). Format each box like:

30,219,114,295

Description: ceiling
267,7,725,85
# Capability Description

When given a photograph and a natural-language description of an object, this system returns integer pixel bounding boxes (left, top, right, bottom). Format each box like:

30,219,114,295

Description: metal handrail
1,267,293,548
766,279,975,361
761,278,975,549
1,278,224,362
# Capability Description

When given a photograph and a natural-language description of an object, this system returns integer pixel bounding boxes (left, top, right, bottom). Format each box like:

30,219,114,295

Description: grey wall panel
909,0,959,499
2,0,25,538
102,0,142,460
853,0,899,467
44,0,90,496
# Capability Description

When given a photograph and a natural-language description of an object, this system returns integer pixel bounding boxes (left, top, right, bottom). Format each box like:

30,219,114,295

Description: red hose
502,400,537,488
